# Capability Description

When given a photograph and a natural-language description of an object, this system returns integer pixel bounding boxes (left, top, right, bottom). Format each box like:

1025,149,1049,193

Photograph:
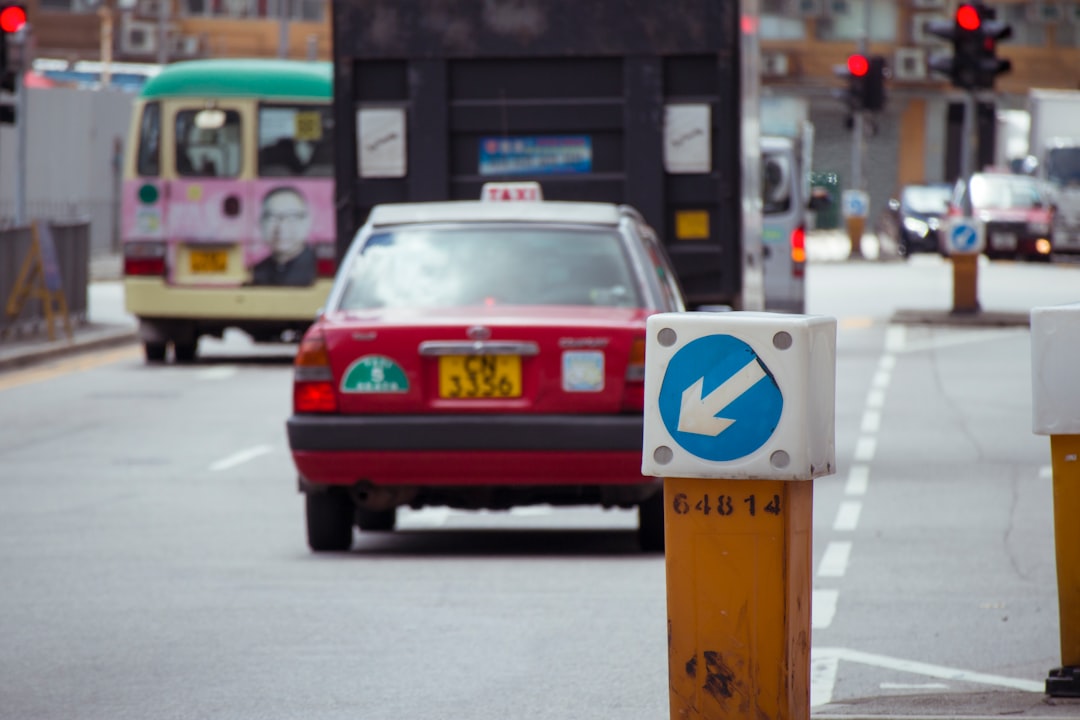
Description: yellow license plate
438,355,521,398
190,249,228,273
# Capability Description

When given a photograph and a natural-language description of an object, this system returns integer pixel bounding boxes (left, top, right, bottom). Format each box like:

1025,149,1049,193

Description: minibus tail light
315,243,337,279
294,331,337,413
124,241,166,277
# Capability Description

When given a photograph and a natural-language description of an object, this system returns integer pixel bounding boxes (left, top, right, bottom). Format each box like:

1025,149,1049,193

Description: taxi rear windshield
339,227,643,310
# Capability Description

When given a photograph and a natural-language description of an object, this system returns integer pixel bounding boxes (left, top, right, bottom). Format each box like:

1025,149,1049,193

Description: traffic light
835,53,887,113
0,2,25,90
0,1,26,123
975,7,1012,89
927,2,1012,90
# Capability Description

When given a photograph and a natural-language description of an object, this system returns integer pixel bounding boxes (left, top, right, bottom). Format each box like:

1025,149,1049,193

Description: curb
890,309,1031,328
0,326,139,372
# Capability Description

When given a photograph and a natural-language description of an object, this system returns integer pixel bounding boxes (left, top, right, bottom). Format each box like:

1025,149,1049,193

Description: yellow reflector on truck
675,210,710,240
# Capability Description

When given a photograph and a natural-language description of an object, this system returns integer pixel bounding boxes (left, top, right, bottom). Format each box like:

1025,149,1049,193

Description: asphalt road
1,252,1080,719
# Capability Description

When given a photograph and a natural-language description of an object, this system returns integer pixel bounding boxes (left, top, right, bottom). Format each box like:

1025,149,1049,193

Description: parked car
881,183,953,256
950,172,1054,261
286,184,686,553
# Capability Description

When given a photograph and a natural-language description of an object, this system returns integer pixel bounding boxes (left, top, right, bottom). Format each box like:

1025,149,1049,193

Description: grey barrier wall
0,87,134,257
0,222,91,340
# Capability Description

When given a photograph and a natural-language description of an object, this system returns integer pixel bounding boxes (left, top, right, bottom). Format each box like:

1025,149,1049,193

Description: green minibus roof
140,59,331,100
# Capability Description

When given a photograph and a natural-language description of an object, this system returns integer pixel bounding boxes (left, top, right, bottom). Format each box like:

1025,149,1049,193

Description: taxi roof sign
481,182,543,202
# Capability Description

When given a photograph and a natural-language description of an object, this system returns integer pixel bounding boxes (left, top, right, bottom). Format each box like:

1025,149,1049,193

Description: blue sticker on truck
479,136,592,176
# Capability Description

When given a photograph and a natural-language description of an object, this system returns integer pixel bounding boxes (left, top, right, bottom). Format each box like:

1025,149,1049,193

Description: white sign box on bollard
642,312,837,481
1032,303,1080,435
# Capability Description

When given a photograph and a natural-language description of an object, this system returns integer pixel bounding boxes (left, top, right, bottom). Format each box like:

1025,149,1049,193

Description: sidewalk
0,254,137,371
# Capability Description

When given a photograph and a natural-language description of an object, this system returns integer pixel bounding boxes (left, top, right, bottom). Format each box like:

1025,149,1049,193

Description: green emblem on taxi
341,356,409,393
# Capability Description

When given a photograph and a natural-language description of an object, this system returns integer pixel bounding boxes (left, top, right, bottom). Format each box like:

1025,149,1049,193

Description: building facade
29,0,329,64
19,0,1080,232
760,0,1080,226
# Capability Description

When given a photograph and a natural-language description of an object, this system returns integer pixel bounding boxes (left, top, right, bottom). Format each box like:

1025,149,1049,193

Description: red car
286,191,686,552
951,172,1054,261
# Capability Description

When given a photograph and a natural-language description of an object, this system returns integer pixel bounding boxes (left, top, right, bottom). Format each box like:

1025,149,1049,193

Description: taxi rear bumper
288,414,651,490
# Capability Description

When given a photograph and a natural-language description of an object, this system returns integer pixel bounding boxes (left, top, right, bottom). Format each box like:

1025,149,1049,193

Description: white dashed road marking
209,444,273,471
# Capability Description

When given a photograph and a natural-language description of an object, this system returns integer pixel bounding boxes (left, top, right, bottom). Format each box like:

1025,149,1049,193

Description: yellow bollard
845,215,865,259
665,477,812,720
643,312,836,720
1047,435,1080,694
951,253,980,314
1031,304,1080,696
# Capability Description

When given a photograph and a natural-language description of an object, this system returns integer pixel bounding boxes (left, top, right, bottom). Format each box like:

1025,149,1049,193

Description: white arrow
678,358,767,436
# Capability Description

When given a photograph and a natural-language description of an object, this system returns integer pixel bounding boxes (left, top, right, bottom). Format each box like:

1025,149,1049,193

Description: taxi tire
144,341,167,363
305,491,355,552
637,491,665,553
355,508,396,532
174,342,197,363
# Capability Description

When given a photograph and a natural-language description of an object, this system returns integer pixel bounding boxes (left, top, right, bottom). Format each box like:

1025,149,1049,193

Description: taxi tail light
790,225,807,278
622,337,647,412
123,241,166,277
315,243,337,279
294,331,337,413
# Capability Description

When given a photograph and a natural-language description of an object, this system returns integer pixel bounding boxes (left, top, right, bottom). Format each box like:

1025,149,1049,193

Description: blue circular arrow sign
949,222,978,252
658,335,783,462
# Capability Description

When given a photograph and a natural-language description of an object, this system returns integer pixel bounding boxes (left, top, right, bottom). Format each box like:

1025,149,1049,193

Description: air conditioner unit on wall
822,0,851,16
911,12,949,46
912,0,945,9
790,0,822,17
1028,2,1065,24
136,0,165,17
762,51,791,78
893,47,928,81
169,34,201,57
121,22,158,54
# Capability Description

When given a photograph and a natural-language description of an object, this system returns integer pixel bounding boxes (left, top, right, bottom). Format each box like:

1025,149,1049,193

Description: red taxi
286,186,685,552
951,172,1054,261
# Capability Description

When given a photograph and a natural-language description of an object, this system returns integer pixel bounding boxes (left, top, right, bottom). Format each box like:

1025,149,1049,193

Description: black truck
330,0,762,310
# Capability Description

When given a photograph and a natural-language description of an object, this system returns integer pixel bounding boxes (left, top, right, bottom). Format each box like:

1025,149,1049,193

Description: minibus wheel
144,341,166,363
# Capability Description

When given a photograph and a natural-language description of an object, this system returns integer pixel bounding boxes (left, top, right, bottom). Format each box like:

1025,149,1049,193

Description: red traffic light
847,54,869,77
0,5,26,33
956,4,980,31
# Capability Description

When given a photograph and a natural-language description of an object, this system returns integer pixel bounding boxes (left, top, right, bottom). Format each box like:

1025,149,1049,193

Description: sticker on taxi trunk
562,351,604,392
341,355,409,393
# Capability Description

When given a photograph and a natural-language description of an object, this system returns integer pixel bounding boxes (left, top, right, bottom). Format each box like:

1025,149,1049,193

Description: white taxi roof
367,201,622,228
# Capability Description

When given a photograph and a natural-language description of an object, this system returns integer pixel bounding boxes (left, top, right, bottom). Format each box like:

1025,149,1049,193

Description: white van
761,134,817,314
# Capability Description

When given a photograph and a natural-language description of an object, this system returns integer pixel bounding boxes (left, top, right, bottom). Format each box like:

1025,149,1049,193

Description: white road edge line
812,647,1044,693
853,436,877,463
818,541,852,578
845,465,869,495
833,501,862,532
860,409,882,434
811,655,840,708
209,444,274,472
813,589,839,630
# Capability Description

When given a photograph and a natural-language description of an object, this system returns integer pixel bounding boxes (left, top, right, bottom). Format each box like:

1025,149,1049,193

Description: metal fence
0,221,90,340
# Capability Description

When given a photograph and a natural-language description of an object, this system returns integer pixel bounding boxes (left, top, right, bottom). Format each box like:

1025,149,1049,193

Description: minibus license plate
190,249,228,273
438,355,521,398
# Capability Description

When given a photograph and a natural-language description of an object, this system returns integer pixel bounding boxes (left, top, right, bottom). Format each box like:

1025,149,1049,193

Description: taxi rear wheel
305,491,355,552
637,491,665,553
173,342,197,363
